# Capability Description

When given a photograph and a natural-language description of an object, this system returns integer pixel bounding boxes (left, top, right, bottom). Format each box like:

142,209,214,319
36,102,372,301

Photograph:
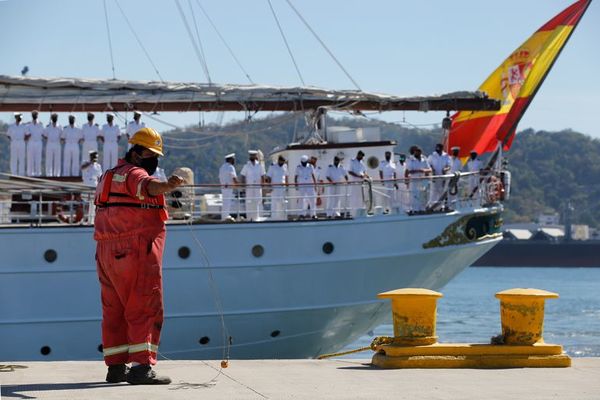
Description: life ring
486,176,504,204
54,194,85,224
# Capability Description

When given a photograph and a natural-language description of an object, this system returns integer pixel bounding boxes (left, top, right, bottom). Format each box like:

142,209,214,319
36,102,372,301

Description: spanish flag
448,0,591,157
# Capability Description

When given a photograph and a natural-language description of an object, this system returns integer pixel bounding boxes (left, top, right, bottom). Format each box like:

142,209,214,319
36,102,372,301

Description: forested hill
1,116,599,228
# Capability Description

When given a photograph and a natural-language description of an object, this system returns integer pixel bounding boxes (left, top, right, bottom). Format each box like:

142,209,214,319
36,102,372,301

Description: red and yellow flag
448,0,591,157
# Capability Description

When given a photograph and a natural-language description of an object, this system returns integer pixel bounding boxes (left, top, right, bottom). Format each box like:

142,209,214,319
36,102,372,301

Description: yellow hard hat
128,127,164,156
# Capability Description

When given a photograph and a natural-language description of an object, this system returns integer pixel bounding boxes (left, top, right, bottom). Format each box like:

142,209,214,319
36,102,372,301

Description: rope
317,336,394,360
194,0,255,84
188,0,212,85
114,0,165,82
285,0,362,91
267,0,306,86
102,0,117,79
174,0,211,84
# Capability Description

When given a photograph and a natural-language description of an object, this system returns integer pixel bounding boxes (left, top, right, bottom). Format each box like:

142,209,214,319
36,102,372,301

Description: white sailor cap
335,151,345,159
13,112,23,118
248,150,258,155
89,150,98,156
451,146,460,151
106,112,115,117
301,155,309,162
133,111,142,116
470,149,477,153
225,153,235,159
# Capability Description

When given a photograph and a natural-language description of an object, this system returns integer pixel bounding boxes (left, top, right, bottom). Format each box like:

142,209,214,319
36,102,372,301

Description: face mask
301,161,307,166
278,161,284,166
436,148,443,154
385,155,391,161
139,156,159,175
453,151,459,157
69,119,75,125
51,117,58,123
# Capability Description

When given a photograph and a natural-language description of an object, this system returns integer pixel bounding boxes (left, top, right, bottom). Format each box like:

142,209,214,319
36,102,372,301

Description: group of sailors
4,110,146,179
218,144,484,221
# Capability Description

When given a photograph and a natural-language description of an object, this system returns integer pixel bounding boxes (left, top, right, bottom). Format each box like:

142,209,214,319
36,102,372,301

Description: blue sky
1,0,598,137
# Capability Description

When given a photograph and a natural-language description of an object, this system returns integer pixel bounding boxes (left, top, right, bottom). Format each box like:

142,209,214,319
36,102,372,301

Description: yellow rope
317,336,395,360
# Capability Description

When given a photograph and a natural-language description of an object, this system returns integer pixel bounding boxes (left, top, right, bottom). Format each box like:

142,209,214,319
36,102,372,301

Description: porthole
270,330,281,338
199,336,210,345
40,346,51,356
252,245,264,258
97,344,103,353
322,242,334,254
178,246,191,259
44,249,57,263
367,156,379,169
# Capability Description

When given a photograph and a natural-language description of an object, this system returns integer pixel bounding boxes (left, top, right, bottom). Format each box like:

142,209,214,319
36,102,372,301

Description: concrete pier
1,359,599,399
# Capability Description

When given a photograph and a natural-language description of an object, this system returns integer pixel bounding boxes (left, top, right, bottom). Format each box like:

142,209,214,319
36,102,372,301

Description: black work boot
126,364,171,385
106,364,129,383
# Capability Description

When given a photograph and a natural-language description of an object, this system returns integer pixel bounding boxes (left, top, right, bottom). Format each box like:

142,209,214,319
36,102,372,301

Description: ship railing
0,169,506,226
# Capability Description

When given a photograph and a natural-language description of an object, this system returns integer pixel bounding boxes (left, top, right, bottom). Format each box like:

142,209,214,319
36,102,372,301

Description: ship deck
1,359,599,399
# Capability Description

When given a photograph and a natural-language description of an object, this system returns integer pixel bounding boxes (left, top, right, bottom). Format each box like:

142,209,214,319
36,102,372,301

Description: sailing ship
0,0,590,361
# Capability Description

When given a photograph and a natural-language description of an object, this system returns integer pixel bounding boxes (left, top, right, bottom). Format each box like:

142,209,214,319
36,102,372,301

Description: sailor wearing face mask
427,143,451,209
467,150,484,204
44,113,63,176
348,150,370,217
82,112,101,160
395,153,408,211
240,150,266,221
378,151,397,213
266,155,288,220
100,113,121,169
94,127,183,385
294,155,317,219
405,146,432,212
325,152,348,218
62,114,83,176
219,153,238,221
6,112,27,175
25,110,45,176
448,146,463,208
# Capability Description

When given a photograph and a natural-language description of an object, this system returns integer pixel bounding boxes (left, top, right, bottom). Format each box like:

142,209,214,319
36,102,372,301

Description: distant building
537,213,560,226
503,229,533,240
531,227,564,242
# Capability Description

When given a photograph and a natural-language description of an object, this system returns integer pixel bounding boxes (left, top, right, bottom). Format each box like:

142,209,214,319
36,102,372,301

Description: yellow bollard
495,288,559,345
377,288,442,346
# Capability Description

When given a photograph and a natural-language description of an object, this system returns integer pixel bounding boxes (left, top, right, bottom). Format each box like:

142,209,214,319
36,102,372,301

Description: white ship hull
0,208,501,360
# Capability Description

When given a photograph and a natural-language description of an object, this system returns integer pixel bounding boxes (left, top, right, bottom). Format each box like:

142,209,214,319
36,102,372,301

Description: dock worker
44,113,63,176
378,151,397,213
100,113,121,169
82,112,101,160
62,115,83,176
405,146,431,212
94,127,183,385
240,150,265,221
6,112,27,175
325,152,348,218
348,150,370,217
427,143,451,209
126,111,145,150
25,110,44,176
219,153,239,221
266,155,288,220
467,150,484,203
295,155,317,219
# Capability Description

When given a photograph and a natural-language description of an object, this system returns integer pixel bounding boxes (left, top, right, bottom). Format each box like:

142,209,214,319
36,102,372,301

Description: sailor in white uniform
44,113,63,177
266,155,288,220
448,146,463,208
240,150,265,221
100,113,121,169
295,155,317,218
126,111,145,150
378,151,397,212
25,110,44,176
62,115,83,176
405,146,432,212
81,150,103,223
347,150,369,217
396,154,409,211
219,153,238,221
309,155,324,212
6,112,27,175
427,143,451,209
325,152,348,218
81,112,100,160
467,150,484,204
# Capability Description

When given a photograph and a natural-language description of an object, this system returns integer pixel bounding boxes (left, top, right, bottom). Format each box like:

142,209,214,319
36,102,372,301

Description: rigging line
102,0,116,79
174,0,211,84
285,0,362,91
113,0,165,82
188,0,212,85
267,0,305,86
194,0,255,84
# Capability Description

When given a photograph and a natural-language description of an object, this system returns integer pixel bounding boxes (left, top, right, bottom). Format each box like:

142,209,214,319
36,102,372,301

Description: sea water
345,267,600,357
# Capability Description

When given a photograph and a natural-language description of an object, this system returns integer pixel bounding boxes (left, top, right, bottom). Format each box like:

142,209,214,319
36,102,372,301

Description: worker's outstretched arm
148,175,184,196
